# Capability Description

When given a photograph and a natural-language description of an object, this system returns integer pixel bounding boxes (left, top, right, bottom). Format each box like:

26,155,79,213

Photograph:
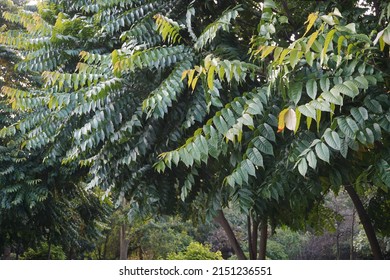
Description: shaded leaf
315,142,330,163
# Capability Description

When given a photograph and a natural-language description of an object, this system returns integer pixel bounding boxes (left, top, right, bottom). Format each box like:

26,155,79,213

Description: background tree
0,0,110,259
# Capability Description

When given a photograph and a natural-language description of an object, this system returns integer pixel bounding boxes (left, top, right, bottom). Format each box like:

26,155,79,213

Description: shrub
20,242,66,260
167,242,223,260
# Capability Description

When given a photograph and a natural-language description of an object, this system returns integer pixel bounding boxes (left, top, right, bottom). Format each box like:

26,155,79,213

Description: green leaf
306,150,317,169
247,147,264,167
337,117,359,138
305,50,314,66
289,82,303,105
298,104,316,119
350,107,368,124
306,79,317,99
315,142,330,163
365,128,374,144
213,115,228,134
246,99,264,115
241,113,254,127
343,80,359,97
321,15,335,25
344,23,356,33
253,136,274,156
298,158,308,176
289,49,300,68
320,77,330,92
322,89,343,105
354,76,368,89
383,28,390,45
259,123,276,142
333,83,354,97
340,138,348,158
323,129,341,150
242,159,256,177
364,98,382,114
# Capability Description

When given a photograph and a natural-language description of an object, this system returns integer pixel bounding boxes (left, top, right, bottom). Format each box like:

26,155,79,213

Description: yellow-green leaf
321,29,336,65
278,108,289,132
303,12,319,37
307,30,320,51
261,45,276,59
207,65,216,89
191,74,199,91
295,108,301,133
187,69,195,88
337,35,346,54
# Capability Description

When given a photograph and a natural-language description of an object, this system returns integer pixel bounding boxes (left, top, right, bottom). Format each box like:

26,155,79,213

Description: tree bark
214,210,247,260
350,209,355,260
47,232,52,260
249,216,259,260
344,184,383,260
336,227,340,260
119,223,130,260
258,218,268,260
102,233,109,260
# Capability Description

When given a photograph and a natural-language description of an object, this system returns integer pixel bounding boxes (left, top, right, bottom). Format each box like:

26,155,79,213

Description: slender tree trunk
350,209,355,260
344,184,383,259
119,197,130,260
336,228,340,260
119,223,130,260
47,233,52,260
247,215,259,260
214,210,247,260
247,215,253,259
102,233,109,260
258,218,268,260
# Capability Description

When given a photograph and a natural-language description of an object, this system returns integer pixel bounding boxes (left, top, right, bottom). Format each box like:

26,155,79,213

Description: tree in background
0,0,110,260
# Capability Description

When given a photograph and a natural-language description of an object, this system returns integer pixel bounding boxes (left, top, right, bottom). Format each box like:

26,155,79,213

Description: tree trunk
247,215,259,260
344,184,383,260
119,223,130,260
258,218,268,260
214,210,247,260
47,233,52,260
336,228,340,260
102,233,109,260
119,196,130,260
350,209,355,260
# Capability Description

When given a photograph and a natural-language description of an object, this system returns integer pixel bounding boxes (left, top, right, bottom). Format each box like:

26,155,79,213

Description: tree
0,0,110,259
